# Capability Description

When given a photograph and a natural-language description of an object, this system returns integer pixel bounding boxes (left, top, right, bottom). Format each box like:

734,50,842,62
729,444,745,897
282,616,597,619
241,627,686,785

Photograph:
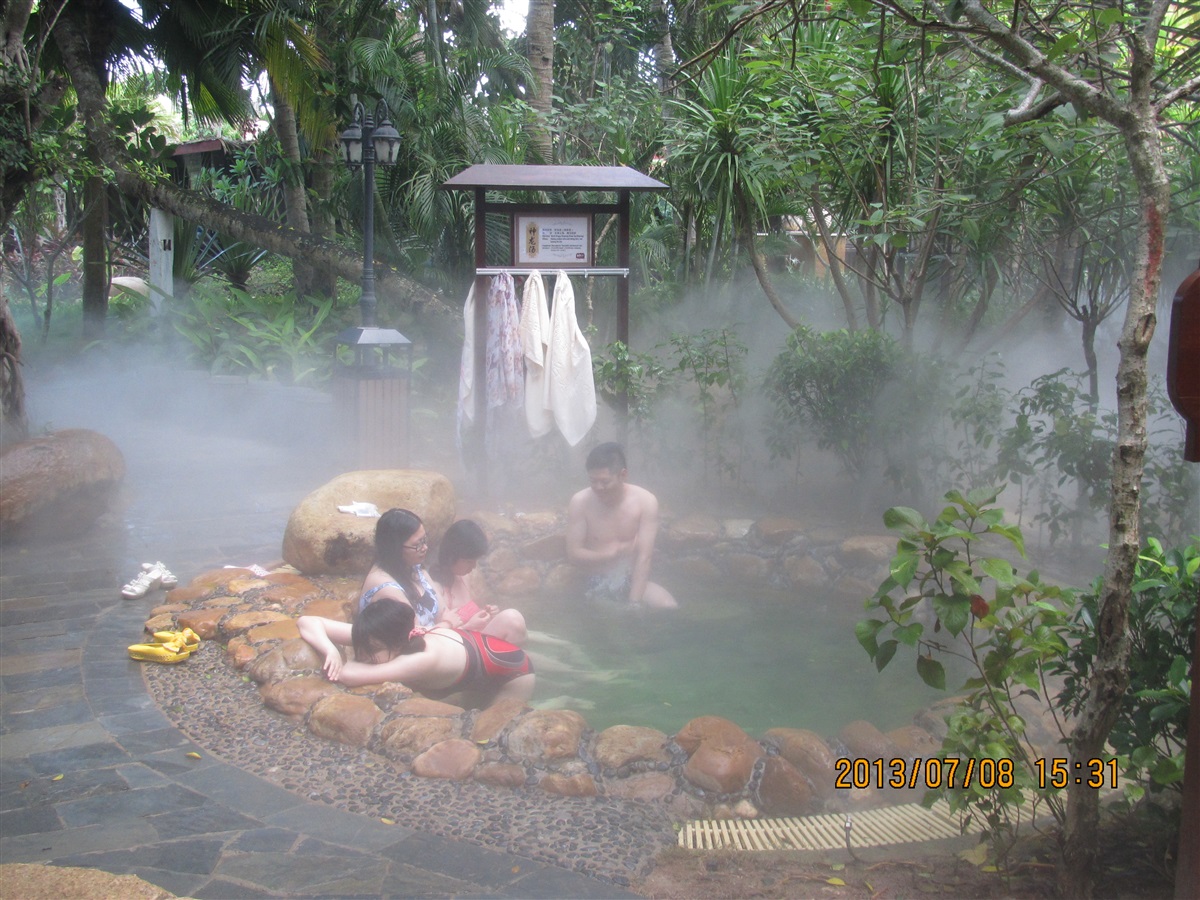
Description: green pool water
519,577,957,739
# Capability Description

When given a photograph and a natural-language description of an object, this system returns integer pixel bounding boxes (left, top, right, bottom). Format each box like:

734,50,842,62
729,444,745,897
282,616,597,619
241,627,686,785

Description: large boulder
0,429,125,540
281,470,456,575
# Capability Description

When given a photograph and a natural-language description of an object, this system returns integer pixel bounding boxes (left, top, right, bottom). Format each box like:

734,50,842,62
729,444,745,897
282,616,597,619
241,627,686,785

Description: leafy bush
764,326,946,484
172,286,341,384
1056,536,1199,803
859,487,1073,863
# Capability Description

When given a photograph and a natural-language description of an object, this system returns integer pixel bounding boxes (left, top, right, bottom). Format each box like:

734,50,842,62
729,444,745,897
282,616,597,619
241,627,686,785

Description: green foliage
592,340,667,427
172,285,339,384
763,326,905,476
663,327,747,482
1056,537,1199,803
994,369,1196,547
860,487,1072,862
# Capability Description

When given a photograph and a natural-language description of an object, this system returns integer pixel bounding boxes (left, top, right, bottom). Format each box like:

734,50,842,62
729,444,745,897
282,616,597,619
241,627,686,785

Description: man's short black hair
586,441,626,472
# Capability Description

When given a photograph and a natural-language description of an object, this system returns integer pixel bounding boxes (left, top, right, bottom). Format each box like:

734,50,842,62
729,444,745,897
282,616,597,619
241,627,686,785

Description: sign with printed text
514,215,592,267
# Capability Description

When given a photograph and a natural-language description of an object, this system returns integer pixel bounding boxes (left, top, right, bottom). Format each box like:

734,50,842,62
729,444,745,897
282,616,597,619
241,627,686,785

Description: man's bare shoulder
624,483,660,511
567,487,594,513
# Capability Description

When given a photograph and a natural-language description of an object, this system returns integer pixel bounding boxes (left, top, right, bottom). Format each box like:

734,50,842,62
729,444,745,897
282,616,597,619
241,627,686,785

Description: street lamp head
339,119,364,167
373,117,401,167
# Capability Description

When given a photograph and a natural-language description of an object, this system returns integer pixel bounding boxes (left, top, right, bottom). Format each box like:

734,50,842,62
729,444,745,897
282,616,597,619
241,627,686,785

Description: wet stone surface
144,646,676,886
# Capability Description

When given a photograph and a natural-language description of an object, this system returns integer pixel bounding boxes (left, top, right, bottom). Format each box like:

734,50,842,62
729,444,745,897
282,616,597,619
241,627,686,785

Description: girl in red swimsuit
297,598,534,707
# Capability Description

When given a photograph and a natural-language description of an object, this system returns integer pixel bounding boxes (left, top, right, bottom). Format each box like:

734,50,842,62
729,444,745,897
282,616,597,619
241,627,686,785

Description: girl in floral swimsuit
358,508,440,627
297,599,534,706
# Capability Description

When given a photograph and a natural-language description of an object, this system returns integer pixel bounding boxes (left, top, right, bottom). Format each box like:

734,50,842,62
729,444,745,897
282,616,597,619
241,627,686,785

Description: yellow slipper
128,641,192,664
151,628,201,650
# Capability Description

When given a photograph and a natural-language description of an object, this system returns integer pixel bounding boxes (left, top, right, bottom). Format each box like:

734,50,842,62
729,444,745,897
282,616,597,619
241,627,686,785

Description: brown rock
913,697,962,743
494,566,541,596
246,619,300,644
540,564,580,596
367,682,416,711
246,638,324,684
0,430,125,539
783,554,828,589
675,716,753,755
394,697,464,716
506,709,588,762
519,533,567,562
486,546,520,574
378,716,459,758
299,597,351,620
257,578,322,610
514,510,560,532
751,516,806,546
721,519,754,540
470,511,521,539
758,756,818,815
174,608,225,641
281,470,455,575
148,603,188,617
475,762,527,788
594,725,670,770
683,740,762,794
665,514,721,548
839,720,899,760
763,728,837,800
838,535,896,567
832,575,879,601
887,725,941,759
162,583,215,604
221,610,290,638
225,637,259,670
260,676,340,717
308,693,384,746
724,553,770,583
199,595,245,608
605,772,676,803
411,739,481,779
225,576,270,595
471,698,529,743
142,613,177,635
539,773,599,797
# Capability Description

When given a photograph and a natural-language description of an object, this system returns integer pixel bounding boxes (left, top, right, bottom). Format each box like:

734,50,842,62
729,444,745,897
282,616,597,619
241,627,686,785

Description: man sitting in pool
297,599,534,706
566,441,678,609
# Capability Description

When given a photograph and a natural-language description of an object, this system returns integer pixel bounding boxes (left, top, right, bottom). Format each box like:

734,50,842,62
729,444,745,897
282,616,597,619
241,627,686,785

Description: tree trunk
736,185,799,329
0,295,28,445
1057,111,1166,900
80,169,108,339
51,13,442,311
270,80,317,298
526,0,554,162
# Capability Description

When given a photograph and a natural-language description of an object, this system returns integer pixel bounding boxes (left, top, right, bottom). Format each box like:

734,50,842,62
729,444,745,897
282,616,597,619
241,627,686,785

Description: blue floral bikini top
358,567,440,628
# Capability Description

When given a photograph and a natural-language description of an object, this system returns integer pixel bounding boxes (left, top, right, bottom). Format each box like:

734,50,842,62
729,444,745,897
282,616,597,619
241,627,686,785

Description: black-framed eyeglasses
404,538,428,551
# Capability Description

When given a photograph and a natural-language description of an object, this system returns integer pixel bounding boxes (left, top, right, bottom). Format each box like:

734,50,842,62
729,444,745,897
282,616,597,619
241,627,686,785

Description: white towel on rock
519,271,554,438
544,272,597,446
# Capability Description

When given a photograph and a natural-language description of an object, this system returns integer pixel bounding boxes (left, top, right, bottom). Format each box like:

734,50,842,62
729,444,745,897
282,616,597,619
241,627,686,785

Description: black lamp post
339,99,401,328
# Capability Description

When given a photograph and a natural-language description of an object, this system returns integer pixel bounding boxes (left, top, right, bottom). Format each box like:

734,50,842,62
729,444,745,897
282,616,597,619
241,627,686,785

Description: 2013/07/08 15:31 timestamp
1034,757,1120,789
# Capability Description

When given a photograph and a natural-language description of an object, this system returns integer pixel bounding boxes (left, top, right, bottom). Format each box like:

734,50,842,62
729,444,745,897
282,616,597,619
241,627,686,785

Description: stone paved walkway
1,359,637,898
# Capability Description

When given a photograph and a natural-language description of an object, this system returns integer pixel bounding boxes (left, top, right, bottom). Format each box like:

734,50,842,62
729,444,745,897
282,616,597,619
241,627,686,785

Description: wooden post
617,190,631,434
472,187,489,498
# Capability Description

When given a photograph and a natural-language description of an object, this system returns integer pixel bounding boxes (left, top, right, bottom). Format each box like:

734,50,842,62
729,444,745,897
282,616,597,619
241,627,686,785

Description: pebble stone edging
142,510,955,826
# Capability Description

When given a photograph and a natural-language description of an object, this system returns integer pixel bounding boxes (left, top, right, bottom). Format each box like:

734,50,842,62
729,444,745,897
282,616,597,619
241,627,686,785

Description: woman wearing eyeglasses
357,508,441,627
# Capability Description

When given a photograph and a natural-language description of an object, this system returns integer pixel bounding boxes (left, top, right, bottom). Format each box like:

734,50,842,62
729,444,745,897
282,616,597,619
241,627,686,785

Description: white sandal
142,561,178,589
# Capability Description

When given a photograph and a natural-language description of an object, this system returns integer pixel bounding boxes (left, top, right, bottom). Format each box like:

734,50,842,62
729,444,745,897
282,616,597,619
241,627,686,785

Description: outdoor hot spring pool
518,576,956,738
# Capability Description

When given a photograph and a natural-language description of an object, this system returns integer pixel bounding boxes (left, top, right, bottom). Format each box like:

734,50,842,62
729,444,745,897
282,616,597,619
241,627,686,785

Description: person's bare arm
297,616,352,681
627,492,660,604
